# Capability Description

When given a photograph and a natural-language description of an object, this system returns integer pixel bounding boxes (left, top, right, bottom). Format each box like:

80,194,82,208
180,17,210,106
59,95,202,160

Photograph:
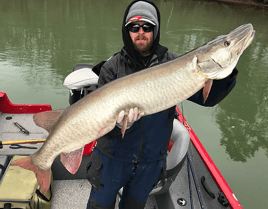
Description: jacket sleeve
98,64,116,88
167,52,180,60
97,53,121,88
187,67,238,107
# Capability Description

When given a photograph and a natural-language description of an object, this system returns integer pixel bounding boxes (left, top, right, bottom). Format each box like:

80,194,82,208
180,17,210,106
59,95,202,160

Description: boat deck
0,112,48,156
52,180,92,209
51,180,159,209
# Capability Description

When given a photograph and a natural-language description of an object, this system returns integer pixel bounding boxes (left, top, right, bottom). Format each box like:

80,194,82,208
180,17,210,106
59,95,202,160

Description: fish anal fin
11,156,51,195
60,148,83,174
33,109,64,133
203,79,213,103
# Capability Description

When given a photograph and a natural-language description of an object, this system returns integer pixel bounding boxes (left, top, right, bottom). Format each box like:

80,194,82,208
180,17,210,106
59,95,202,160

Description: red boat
0,90,242,209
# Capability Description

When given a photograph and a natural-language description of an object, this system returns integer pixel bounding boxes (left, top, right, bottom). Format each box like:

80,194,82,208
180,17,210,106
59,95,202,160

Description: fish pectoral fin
60,148,84,174
33,109,65,133
121,116,128,139
203,79,213,104
116,110,127,138
11,156,51,195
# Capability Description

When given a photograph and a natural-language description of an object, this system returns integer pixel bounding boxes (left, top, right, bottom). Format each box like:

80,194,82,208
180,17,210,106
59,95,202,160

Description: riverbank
199,0,268,8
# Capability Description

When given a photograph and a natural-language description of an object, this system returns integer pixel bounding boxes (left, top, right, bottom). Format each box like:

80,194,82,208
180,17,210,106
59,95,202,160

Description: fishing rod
187,153,204,209
187,158,194,209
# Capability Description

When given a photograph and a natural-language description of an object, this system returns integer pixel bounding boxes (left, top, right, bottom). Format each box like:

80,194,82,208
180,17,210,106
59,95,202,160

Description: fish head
196,23,255,79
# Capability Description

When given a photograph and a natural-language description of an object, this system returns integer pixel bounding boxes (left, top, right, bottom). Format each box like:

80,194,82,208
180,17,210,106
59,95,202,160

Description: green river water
0,0,267,208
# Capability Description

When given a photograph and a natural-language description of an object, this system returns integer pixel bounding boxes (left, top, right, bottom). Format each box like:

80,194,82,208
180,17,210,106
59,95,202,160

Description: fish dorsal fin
60,148,84,174
33,109,65,133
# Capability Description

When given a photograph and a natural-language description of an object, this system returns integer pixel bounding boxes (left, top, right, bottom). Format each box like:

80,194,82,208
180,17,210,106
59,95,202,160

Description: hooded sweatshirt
122,0,161,69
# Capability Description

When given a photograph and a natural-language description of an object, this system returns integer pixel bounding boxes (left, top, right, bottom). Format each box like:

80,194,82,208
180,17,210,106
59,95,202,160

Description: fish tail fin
11,156,51,195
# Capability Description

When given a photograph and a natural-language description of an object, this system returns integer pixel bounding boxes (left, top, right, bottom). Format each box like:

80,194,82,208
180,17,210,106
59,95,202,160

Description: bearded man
85,1,238,209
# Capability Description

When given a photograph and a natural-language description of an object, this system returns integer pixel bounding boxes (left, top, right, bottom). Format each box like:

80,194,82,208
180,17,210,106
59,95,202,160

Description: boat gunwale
176,106,242,209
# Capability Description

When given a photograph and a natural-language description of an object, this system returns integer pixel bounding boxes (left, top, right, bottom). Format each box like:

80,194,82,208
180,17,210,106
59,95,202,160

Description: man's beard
133,35,153,56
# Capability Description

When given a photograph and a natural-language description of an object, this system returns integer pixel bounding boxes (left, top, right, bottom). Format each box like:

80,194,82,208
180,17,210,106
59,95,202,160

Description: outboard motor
64,64,98,105
64,64,191,195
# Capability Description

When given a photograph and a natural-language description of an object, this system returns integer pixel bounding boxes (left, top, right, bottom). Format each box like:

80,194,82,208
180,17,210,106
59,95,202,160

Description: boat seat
149,119,190,196
64,64,191,196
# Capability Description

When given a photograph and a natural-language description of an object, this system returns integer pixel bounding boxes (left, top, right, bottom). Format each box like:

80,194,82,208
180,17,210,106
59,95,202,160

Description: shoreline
198,0,268,8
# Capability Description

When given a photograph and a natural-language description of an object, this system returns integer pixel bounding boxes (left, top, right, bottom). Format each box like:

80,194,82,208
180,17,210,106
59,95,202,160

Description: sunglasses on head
127,23,154,33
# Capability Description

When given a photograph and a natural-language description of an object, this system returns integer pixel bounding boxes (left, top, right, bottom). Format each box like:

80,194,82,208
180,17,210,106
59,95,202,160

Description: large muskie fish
11,24,255,194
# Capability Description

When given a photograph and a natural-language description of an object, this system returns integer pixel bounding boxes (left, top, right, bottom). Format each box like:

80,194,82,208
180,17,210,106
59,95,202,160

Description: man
85,1,238,209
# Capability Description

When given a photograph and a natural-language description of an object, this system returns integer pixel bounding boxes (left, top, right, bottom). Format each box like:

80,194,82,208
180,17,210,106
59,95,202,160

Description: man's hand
116,107,144,138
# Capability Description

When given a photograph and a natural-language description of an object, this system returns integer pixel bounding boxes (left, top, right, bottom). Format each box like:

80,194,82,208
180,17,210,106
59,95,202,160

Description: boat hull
0,92,242,209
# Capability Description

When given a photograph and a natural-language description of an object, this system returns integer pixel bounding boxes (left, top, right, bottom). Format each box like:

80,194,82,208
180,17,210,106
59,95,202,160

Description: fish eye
224,41,230,47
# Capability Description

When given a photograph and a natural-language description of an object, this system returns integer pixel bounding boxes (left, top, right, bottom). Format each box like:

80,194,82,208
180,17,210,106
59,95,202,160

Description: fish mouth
229,23,255,57
218,25,255,79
